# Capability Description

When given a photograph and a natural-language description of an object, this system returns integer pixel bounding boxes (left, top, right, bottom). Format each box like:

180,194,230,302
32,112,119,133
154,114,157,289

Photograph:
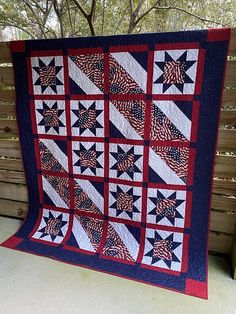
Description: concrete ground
0,217,236,314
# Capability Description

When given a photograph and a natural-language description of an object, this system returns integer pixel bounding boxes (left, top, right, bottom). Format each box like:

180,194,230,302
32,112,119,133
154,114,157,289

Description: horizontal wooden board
217,129,236,152
0,119,18,138
0,139,21,158
0,66,14,86
0,158,23,171
0,182,27,202
213,178,236,196
208,232,233,254
212,194,236,211
0,198,27,218
0,170,25,184
222,89,236,107
220,110,236,125
210,211,235,234
0,42,11,64
0,90,15,102
0,104,16,117
225,61,236,87
214,155,236,178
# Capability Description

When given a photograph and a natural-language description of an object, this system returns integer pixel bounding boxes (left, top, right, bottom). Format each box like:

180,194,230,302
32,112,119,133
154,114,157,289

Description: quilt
1,28,230,299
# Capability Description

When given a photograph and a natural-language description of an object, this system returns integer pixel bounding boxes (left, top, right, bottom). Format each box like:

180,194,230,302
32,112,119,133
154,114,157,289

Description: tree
0,0,235,40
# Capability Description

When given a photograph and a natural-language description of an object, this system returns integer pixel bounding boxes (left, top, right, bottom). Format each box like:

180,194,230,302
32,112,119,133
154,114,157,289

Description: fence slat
225,61,236,87
0,198,27,218
0,181,27,202
0,104,16,117
0,170,25,184
213,178,236,196
0,42,11,64
0,139,21,158
209,232,233,254
222,89,236,107
0,66,14,86
217,129,236,152
0,119,18,137
214,155,236,178
220,110,236,125
0,159,23,171
0,90,15,102
210,211,235,234
212,194,236,211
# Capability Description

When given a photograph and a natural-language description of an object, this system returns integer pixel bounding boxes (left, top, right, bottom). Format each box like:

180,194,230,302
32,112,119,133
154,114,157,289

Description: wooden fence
0,31,236,278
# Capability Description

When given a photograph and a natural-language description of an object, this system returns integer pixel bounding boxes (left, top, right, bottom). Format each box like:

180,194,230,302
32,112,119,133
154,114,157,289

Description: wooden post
232,223,236,279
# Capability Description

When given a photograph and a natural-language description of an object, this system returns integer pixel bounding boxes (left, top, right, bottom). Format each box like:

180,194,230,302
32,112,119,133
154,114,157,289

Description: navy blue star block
155,51,196,93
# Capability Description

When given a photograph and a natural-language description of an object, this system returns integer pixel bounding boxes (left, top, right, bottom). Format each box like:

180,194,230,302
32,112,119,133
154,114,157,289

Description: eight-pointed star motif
149,190,184,225
110,146,142,180
73,143,103,175
72,101,103,136
154,51,196,93
33,58,63,93
110,185,141,219
145,231,182,268
38,211,68,242
36,101,65,134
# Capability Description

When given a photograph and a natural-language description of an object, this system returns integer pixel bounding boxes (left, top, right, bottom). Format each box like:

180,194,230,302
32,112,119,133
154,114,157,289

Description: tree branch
135,0,161,26
66,0,74,35
72,0,88,18
0,21,36,38
114,4,130,34
72,0,97,36
22,0,48,38
154,5,226,26
128,0,161,34
129,0,134,16
52,0,65,37
101,0,105,35
89,0,96,19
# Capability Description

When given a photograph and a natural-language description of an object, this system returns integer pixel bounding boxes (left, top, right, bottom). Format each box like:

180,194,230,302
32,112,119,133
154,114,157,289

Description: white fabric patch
68,57,102,94
42,176,68,208
111,52,147,92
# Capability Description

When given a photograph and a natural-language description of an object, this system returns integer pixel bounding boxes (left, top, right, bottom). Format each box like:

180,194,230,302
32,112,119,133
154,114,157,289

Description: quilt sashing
1,28,230,299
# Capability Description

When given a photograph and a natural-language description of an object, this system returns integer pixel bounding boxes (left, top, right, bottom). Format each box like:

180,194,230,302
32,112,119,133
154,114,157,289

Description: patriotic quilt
1,28,230,299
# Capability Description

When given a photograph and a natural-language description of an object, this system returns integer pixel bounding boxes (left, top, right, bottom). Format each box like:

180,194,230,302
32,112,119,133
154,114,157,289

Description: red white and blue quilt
1,28,230,298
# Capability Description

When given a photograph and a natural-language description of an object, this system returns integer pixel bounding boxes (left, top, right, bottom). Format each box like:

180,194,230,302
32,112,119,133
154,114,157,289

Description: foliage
0,0,235,40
